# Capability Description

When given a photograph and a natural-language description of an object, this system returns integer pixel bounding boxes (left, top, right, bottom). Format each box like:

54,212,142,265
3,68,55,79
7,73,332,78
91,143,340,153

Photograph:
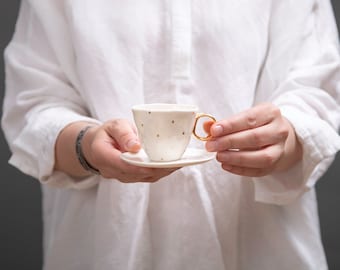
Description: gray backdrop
0,1,339,270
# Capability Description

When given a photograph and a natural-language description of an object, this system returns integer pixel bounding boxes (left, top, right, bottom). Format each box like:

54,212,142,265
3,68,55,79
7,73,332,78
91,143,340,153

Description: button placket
170,0,192,80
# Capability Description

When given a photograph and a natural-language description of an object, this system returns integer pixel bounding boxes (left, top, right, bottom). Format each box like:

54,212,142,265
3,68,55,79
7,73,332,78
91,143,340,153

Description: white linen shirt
2,0,340,270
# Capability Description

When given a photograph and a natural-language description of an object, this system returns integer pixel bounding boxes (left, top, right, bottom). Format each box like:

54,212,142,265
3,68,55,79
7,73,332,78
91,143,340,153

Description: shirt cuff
8,107,102,189
252,105,340,205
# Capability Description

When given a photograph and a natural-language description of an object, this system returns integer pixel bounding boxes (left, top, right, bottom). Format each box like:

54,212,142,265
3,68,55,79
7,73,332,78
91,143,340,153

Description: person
2,0,340,269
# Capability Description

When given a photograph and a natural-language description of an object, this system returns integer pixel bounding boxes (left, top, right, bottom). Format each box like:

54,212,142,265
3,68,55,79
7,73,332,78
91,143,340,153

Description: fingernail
222,164,233,171
212,125,223,136
126,139,140,152
206,141,217,152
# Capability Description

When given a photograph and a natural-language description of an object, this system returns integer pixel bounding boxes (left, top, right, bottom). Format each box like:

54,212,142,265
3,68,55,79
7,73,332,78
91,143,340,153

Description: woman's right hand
81,119,178,183
55,119,177,183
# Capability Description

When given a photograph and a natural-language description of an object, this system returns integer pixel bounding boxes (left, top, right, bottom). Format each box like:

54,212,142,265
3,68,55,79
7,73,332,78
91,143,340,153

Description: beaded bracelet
75,125,100,175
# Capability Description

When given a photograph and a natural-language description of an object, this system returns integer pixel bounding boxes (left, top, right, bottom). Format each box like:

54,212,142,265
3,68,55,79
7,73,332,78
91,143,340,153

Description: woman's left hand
205,103,302,177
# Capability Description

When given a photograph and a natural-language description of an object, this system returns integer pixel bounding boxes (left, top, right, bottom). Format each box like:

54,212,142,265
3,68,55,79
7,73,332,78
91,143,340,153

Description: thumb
106,119,141,153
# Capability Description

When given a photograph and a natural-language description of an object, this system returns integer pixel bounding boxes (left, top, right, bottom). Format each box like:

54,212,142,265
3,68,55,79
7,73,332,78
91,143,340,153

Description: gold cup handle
192,113,217,141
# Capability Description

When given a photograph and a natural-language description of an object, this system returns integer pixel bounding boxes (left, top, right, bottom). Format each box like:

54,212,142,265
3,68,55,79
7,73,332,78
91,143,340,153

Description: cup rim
132,103,198,112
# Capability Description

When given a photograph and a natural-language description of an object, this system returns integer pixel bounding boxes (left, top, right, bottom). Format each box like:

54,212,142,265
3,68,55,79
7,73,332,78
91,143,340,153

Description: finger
136,168,179,183
105,119,141,152
207,121,289,151
210,103,281,137
220,164,269,177
88,130,144,174
92,129,177,182
216,144,283,169
98,143,177,180
106,166,177,183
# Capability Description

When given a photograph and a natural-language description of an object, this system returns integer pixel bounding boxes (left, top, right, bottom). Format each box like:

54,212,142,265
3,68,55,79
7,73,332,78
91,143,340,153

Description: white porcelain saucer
120,148,215,168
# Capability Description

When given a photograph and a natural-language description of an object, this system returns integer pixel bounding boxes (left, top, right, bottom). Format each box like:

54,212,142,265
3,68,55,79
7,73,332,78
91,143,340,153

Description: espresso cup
132,103,216,162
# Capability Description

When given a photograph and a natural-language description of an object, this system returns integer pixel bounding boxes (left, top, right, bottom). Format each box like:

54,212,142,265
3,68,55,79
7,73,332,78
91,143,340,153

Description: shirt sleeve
1,2,101,189
252,0,340,205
